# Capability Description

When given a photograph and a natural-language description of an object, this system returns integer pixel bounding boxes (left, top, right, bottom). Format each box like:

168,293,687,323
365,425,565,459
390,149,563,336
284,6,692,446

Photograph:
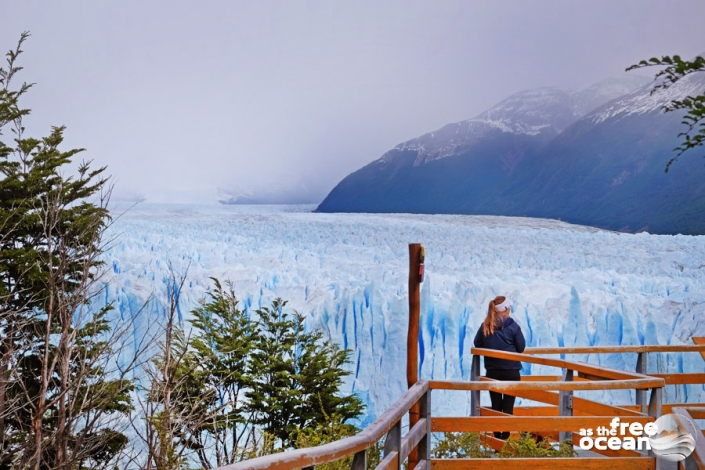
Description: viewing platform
216,340,705,470
215,245,705,470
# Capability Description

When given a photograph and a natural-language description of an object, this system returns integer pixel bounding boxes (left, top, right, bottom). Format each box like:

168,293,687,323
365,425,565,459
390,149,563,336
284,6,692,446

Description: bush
497,434,576,458
432,432,576,459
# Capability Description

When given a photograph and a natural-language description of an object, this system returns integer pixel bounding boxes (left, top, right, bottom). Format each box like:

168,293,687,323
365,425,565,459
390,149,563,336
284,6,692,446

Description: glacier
102,203,705,426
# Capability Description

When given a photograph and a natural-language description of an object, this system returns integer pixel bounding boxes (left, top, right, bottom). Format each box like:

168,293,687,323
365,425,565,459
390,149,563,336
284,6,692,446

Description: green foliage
292,412,359,470
432,432,575,460
627,54,705,172
0,32,131,469
292,409,381,470
245,297,365,449
240,431,280,461
146,279,365,468
164,279,258,468
431,432,491,459
497,434,576,458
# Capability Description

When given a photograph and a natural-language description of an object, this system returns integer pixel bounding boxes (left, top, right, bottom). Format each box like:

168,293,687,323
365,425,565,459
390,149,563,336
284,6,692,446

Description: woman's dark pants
485,369,520,440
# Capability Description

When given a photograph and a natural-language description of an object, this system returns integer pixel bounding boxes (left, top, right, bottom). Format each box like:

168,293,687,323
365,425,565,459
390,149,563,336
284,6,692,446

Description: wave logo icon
649,414,697,462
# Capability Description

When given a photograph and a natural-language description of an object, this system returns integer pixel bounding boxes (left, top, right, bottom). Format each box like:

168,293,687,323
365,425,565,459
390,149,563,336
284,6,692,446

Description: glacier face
103,203,705,425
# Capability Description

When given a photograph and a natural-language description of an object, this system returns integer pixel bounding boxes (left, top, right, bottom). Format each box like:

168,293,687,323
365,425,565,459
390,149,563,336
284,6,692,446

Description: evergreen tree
149,282,365,466
187,279,257,468
0,33,134,470
246,298,364,448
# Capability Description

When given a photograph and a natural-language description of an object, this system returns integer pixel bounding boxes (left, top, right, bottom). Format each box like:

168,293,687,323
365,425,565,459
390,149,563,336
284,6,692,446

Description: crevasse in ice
102,203,705,426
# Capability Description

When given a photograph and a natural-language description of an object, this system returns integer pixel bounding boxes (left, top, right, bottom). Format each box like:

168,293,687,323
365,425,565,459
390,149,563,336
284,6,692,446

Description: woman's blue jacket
473,316,525,370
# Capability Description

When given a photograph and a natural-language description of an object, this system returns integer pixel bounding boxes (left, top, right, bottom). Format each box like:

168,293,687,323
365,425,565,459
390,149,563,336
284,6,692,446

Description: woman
473,295,525,439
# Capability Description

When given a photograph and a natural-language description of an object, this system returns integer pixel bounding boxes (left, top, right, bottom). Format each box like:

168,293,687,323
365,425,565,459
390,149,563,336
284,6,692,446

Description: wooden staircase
216,340,705,470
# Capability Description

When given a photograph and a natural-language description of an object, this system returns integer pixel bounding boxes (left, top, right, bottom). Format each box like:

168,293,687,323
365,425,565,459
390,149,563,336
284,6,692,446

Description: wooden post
635,352,647,414
350,450,366,470
407,243,422,469
559,368,574,443
418,391,431,470
384,420,402,470
648,387,663,470
470,355,481,416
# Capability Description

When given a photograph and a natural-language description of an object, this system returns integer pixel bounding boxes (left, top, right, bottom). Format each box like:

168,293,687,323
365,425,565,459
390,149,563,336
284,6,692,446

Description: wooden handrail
215,381,429,470
431,378,663,391
471,348,659,382
524,344,705,354
214,342,705,470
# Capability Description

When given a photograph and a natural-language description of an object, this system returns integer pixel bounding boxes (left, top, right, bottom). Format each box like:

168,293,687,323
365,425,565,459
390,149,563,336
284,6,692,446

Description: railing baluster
648,386,662,418
350,449,366,470
559,368,574,443
417,391,431,470
384,420,402,470
649,386,663,470
635,352,647,414
471,354,481,417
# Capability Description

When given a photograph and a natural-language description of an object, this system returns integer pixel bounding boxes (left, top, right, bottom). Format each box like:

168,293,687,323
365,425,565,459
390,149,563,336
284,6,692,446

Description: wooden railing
215,341,705,470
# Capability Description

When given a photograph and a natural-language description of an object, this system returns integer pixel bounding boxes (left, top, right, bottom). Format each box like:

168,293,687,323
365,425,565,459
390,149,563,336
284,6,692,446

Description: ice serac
103,204,705,426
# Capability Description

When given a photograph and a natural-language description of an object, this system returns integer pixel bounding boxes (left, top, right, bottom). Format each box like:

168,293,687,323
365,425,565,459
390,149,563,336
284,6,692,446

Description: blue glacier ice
102,203,705,426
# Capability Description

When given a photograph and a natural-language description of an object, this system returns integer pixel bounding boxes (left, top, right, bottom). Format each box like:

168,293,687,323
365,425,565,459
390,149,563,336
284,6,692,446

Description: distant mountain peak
588,71,705,124
378,75,650,167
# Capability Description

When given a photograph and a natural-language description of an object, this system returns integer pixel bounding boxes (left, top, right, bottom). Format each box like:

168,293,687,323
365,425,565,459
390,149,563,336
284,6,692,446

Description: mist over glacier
102,203,705,425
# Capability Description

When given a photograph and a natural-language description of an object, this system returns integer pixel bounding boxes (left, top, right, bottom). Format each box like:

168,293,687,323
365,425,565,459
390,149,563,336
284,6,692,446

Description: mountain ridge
317,73,705,234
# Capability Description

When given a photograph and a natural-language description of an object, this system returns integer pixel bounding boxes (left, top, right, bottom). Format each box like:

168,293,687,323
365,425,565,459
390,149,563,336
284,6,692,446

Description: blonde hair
483,295,509,337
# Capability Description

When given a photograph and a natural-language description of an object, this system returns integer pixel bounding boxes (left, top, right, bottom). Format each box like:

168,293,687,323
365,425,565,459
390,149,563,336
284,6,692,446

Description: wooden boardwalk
216,340,705,470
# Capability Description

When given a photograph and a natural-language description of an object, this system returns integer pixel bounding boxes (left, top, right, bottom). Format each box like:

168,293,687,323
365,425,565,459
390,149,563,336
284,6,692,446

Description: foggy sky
2,1,704,203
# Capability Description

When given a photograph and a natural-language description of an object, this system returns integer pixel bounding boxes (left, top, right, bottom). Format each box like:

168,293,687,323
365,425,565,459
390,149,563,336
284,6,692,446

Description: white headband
495,299,510,312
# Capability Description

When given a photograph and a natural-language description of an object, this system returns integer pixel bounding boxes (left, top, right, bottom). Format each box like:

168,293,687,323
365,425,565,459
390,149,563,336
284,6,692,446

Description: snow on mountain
589,72,705,124
571,75,652,116
103,204,705,425
379,76,650,167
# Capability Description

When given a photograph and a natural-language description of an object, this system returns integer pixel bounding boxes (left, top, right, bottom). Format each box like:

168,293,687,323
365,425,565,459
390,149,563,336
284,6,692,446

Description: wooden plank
473,347,666,382
479,377,560,405
376,451,399,470
651,373,705,384
526,344,705,354
468,426,640,458
412,460,427,470
577,371,615,381
478,407,508,417
692,337,705,363
521,375,561,381
400,418,427,463
661,403,705,415
472,348,648,381
572,396,644,417
431,457,654,470
479,433,508,452
513,405,645,417
683,407,705,419
431,416,653,433
613,405,643,412
430,376,662,392
474,381,645,418
514,406,559,416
